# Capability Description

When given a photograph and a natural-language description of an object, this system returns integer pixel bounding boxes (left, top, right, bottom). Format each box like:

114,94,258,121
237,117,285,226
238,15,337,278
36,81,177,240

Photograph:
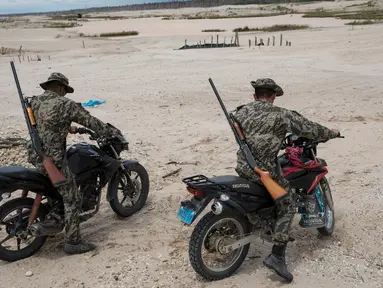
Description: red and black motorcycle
177,133,342,281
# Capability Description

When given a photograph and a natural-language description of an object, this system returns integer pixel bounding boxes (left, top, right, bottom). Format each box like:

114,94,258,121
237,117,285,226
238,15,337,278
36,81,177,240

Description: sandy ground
1,1,383,287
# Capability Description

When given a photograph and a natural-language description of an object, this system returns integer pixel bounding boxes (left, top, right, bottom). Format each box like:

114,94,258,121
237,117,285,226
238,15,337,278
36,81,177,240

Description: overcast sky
0,0,168,14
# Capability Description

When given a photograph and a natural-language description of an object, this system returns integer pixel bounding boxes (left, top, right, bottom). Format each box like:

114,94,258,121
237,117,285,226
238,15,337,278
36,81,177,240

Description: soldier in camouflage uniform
27,73,116,255
234,78,340,282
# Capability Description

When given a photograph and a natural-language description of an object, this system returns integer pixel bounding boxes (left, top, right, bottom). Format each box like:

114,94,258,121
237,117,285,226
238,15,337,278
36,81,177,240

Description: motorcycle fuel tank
66,143,111,176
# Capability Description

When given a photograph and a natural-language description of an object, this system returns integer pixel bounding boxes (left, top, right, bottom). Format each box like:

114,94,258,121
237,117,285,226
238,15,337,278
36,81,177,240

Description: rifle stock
208,78,288,201
10,61,67,187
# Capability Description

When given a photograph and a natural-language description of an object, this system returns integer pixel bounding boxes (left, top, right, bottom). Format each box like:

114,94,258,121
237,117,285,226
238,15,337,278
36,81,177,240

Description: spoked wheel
0,198,47,262
189,211,251,281
109,163,149,217
317,177,335,236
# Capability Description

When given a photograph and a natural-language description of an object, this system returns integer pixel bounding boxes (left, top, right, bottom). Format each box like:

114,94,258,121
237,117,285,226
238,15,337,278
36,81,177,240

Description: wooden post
289,41,292,46
230,37,233,47
18,45,22,56
204,39,206,46
286,40,288,46
211,35,213,48
27,56,30,62
49,55,51,60
249,39,251,48
82,40,85,49
185,39,187,48
224,37,226,46
267,37,270,46
255,36,257,46
235,32,239,46
18,55,21,63
216,34,219,47
280,34,283,46
1,46,4,55
273,36,275,46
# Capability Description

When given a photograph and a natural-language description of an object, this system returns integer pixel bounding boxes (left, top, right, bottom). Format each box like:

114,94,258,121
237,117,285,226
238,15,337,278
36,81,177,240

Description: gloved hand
77,127,88,134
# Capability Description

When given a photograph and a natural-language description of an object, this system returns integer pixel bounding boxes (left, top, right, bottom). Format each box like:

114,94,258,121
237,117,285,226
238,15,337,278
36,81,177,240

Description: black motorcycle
0,124,149,262
177,134,341,281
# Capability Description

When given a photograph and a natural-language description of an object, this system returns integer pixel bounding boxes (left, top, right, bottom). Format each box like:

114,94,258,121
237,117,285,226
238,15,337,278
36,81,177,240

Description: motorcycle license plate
177,206,196,225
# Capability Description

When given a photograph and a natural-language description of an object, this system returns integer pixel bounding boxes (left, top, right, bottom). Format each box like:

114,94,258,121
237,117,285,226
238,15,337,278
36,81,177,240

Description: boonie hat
40,72,74,93
251,78,283,96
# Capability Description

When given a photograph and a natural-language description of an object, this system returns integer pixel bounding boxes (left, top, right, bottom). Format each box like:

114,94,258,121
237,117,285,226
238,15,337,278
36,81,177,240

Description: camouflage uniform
235,78,339,245
27,73,115,244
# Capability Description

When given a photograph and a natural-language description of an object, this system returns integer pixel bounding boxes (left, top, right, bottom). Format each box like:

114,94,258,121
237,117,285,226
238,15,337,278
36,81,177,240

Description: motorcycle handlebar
76,127,99,139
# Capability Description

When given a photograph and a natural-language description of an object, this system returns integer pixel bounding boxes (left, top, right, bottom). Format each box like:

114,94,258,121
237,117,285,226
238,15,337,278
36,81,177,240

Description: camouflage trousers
236,168,296,246
33,160,82,244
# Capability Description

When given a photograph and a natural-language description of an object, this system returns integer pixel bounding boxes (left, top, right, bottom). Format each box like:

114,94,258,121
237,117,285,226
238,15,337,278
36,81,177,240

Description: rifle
10,61,67,187
208,78,288,201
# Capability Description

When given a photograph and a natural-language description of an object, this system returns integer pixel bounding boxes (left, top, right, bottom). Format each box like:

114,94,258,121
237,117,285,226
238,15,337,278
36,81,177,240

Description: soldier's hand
69,126,78,134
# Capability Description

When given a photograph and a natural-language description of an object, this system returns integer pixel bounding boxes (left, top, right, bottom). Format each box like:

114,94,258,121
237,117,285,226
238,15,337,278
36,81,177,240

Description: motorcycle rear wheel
189,211,251,281
0,198,47,262
317,177,335,236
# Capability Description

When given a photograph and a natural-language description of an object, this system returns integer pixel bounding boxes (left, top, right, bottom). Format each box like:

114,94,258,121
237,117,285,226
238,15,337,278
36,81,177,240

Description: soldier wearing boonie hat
233,78,340,282
27,72,117,255
250,78,284,97
39,72,74,94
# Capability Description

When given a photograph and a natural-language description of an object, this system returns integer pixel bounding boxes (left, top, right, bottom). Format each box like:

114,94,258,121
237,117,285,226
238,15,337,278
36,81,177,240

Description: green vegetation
233,24,309,32
186,12,289,20
345,20,379,25
50,14,82,20
43,22,78,28
303,8,383,20
346,0,375,8
99,31,139,37
235,0,333,4
202,29,226,32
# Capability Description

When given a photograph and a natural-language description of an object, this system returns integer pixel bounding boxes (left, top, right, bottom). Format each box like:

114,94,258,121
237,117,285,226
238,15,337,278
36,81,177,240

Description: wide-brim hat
40,72,74,93
251,78,283,96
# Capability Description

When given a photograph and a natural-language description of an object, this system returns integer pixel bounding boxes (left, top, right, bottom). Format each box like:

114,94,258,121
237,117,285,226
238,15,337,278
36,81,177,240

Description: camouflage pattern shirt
27,90,114,170
234,100,339,182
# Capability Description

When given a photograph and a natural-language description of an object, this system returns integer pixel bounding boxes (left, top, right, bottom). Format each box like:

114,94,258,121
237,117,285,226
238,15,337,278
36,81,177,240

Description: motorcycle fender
317,157,327,167
106,160,140,202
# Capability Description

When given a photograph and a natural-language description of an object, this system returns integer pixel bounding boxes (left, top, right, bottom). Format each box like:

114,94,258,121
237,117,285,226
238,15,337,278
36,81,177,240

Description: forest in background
1,0,334,16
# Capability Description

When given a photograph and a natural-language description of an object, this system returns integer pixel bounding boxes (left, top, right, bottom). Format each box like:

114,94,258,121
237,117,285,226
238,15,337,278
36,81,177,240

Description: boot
63,240,97,255
263,244,293,283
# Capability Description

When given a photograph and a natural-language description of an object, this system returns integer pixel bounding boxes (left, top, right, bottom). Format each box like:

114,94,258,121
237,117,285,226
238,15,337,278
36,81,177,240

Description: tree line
2,0,334,16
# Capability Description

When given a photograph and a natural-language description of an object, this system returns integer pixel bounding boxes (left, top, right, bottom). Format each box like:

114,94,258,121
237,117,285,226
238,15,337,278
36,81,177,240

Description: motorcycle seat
209,175,269,197
0,166,53,188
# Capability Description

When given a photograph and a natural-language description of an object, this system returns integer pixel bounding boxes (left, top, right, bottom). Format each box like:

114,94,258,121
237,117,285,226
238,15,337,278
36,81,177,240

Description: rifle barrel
208,78,231,122
10,61,31,130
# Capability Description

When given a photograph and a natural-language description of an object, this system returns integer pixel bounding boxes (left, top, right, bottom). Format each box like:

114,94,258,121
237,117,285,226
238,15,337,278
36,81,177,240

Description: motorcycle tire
0,197,48,262
109,162,149,218
317,177,335,236
189,211,251,281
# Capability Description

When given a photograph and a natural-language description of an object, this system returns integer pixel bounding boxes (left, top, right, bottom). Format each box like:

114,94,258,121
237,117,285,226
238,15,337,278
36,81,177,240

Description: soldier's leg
57,164,81,243
263,177,295,282
58,164,96,254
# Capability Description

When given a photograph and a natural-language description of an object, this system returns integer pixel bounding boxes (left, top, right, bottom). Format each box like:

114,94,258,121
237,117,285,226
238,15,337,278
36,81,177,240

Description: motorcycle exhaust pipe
29,220,64,237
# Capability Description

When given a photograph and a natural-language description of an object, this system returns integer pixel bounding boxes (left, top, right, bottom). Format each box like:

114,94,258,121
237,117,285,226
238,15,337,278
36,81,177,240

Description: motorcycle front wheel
317,177,335,236
189,211,251,281
108,162,150,218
